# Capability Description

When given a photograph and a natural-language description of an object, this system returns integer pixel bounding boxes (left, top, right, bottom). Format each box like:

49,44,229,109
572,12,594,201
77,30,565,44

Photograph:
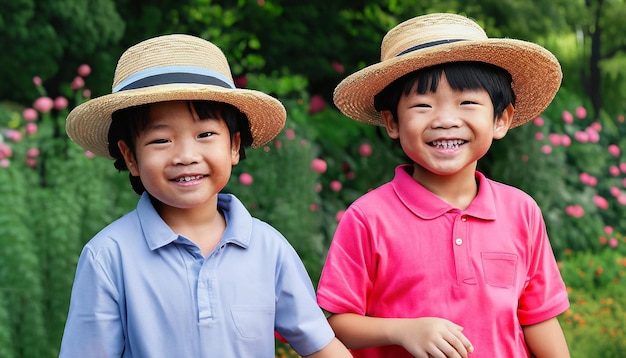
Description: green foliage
0,0,124,103
559,248,626,357
0,74,136,357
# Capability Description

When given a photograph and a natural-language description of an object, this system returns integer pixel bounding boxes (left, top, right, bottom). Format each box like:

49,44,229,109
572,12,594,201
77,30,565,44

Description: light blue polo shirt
60,193,333,357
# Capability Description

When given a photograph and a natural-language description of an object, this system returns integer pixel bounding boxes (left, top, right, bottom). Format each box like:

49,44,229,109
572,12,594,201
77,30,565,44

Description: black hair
373,61,515,122
107,100,253,195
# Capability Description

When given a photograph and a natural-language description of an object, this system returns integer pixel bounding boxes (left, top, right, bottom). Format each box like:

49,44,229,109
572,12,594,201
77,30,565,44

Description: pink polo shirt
317,165,569,358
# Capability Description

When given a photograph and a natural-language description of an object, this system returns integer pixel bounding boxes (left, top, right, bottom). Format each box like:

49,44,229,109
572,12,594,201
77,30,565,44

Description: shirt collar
391,164,496,220
137,192,253,251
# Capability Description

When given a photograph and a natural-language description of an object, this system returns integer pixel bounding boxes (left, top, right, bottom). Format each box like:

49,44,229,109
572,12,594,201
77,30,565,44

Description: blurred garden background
1,0,625,357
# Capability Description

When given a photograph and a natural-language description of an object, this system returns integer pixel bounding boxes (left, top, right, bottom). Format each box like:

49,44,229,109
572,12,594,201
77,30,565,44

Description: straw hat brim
333,38,562,127
66,83,286,159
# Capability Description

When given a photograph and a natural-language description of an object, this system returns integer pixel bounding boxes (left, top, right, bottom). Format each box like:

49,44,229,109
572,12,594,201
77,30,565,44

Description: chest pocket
231,305,274,339
481,252,517,288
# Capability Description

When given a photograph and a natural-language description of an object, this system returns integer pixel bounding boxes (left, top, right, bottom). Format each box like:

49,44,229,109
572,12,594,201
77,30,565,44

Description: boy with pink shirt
316,13,570,358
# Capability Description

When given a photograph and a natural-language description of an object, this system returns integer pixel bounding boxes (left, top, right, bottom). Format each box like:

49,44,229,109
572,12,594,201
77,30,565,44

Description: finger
444,331,473,357
452,329,474,354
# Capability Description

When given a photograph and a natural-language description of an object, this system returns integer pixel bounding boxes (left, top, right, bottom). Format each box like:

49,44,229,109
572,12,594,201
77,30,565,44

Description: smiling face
382,72,512,184
118,101,241,213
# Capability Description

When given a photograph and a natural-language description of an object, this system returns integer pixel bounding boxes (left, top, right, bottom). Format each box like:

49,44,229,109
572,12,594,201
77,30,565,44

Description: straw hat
333,13,562,128
66,34,286,159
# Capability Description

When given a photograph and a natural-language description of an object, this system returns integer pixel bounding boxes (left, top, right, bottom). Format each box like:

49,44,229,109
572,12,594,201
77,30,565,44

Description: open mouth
174,175,205,182
429,139,466,149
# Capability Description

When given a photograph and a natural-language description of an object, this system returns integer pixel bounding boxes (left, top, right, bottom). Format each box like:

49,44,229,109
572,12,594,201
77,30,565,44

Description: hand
392,317,474,358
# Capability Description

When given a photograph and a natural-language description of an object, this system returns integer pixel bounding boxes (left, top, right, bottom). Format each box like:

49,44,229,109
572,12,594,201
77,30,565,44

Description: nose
431,107,462,129
172,140,201,166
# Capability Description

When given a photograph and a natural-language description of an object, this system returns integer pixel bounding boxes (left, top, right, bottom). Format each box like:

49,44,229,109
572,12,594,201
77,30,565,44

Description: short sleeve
59,246,124,358
274,241,334,356
517,207,570,325
317,204,374,315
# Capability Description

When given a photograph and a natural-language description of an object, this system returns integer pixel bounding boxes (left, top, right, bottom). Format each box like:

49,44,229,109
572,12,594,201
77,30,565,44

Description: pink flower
610,165,620,177
54,96,69,110
562,110,574,124
85,151,95,159
541,145,552,154
26,158,37,168
314,183,322,192
310,158,327,173
600,236,607,245
331,61,345,73
77,64,91,77
257,0,265,5
82,89,91,98
575,106,587,119
590,122,602,131
308,95,326,114
586,128,600,143
560,135,571,147
593,195,609,210
26,148,39,158
6,129,22,142
330,180,342,192
71,76,85,90
0,143,12,159
335,210,345,222
521,155,529,162
32,76,42,86
574,131,589,143
233,75,247,88
548,133,561,146
285,128,295,140
346,171,355,179
0,159,9,168
239,173,253,185
309,203,319,211
609,238,619,248
300,139,307,146
274,140,283,149
610,186,621,197
565,205,584,218
608,144,620,157
535,132,544,140
22,108,38,121
533,117,544,127
619,194,626,205
359,143,373,157
604,226,614,235
33,96,54,113
620,163,626,173
25,123,38,135
580,172,596,186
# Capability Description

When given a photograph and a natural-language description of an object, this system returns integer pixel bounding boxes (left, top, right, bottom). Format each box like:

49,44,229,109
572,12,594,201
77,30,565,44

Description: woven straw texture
333,13,562,128
66,34,286,159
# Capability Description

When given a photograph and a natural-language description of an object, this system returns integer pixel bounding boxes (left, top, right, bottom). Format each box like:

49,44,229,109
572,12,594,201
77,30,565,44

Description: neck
411,163,478,210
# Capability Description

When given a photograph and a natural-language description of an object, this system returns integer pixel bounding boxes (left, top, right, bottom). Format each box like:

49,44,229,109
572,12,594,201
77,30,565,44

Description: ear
118,140,140,176
493,104,514,140
381,110,400,139
231,132,241,165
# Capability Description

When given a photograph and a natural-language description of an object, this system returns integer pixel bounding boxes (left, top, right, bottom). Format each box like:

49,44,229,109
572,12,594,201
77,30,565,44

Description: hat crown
381,13,487,61
112,34,234,90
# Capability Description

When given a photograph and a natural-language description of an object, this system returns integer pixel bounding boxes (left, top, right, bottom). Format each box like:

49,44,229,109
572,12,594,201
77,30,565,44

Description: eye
461,100,478,105
149,138,169,144
198,132,215,138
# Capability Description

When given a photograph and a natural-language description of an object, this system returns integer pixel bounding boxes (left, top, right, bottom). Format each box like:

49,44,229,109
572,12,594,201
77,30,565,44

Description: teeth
431,139,464,149
176,175,203,182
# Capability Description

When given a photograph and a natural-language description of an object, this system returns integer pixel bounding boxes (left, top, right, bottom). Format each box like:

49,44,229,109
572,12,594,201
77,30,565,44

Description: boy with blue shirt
59,34,351,358
316,13,570,357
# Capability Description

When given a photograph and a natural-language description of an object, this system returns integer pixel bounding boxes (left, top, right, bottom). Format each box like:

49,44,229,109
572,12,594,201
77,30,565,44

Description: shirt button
461,216,467,222
455,238,463,245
